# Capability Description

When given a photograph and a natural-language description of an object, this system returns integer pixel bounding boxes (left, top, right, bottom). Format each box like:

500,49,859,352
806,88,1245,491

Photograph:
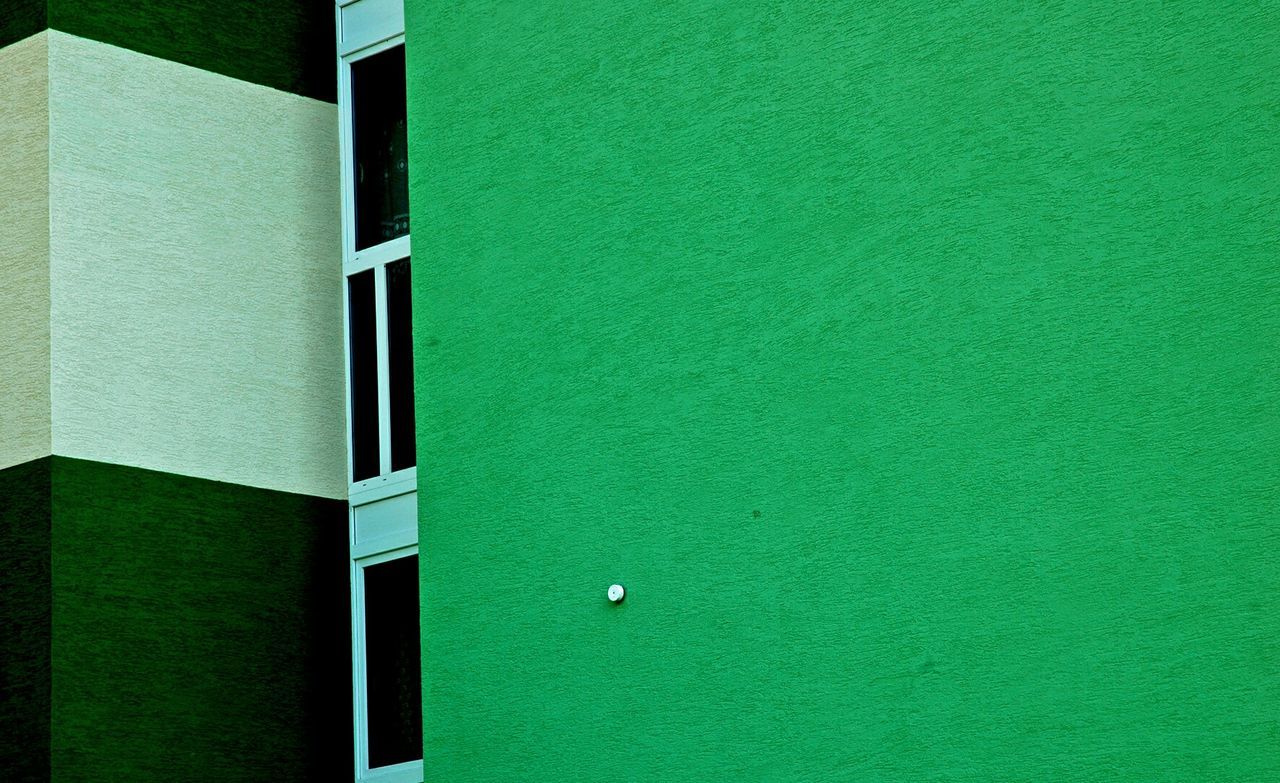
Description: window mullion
350,555,370,774
373,263,392,477
343,277,356,483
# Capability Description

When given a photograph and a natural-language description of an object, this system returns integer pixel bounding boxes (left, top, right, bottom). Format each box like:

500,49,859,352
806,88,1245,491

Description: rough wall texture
0,0,45,51
49,457,352,783
0,32,51,471
0,458,51,783
48,31,347,499
1,455,353,783
407,2,1280,780
0,15,352,783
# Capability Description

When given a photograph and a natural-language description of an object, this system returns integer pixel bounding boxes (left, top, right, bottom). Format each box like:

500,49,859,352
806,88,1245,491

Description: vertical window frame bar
342,267,356,485
373,263,393,476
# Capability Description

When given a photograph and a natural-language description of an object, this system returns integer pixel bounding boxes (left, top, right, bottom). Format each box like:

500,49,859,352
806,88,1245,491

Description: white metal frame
349,543,420,783
338,1,420,781
339,29,412,494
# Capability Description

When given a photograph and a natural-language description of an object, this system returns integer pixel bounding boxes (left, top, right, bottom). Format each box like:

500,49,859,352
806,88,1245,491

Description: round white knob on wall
607,584,626,603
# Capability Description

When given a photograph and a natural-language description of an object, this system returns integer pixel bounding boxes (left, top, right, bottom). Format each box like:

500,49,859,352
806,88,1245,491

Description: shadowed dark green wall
0,458,51,783
0,0,45,52
407,2,1279,780
48,457,351,782
0,0,333,101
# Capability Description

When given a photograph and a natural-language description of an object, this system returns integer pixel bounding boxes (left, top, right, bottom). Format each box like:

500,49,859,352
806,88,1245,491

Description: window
361,552,422,768
337,0,420,781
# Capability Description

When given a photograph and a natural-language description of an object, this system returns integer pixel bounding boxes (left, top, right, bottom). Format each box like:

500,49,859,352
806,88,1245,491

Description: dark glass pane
364,555,422,768
352,45,409,250
348,270,380,481
387,258,416,471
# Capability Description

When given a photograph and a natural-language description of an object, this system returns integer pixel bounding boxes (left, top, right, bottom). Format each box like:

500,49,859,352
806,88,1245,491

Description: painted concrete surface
0,0,46,52
409,2,1280,780
0,32,51,471
0,457,51,783
48,31,347,499
49,456,351,783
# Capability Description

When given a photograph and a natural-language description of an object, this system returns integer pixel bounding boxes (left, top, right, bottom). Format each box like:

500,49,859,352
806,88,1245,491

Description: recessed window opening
338,1,421,781
363,553,422,768
352,45,410,251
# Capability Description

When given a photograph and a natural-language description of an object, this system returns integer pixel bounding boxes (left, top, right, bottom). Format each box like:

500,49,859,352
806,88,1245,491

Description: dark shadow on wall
0,457,52,783
0,0,334,102
0,0,47,51
48,456,351,783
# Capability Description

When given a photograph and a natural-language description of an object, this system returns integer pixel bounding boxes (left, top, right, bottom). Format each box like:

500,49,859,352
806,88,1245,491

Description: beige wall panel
0,33,51,471
48,32,347,499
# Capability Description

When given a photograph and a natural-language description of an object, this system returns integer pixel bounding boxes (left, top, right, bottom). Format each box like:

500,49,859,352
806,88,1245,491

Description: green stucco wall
408,3,1279,780
1,0,333,101
0,0,44,51
0,458,51,783
45,457,351,782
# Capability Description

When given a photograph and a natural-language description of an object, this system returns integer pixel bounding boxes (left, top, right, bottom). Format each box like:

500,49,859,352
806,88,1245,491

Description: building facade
3,1,1279,781
0,2,350,781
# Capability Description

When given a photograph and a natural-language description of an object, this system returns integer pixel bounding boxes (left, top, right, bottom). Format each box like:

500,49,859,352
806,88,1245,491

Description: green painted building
2,1,1277,781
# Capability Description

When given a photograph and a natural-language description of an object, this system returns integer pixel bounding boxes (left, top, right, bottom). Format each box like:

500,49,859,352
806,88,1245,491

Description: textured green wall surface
0,458,51,783
49,0,335,101
48,457,351,782
0,0,333,100
407,2,1279,780
0,0,45,51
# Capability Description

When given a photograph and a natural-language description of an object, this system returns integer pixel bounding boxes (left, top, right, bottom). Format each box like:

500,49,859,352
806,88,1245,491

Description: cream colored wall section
0,33,51,471
48,31,347,499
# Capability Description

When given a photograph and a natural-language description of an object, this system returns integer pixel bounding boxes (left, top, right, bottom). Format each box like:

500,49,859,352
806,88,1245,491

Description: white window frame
349,543,421,783
338,1,421,782
340,28,414,497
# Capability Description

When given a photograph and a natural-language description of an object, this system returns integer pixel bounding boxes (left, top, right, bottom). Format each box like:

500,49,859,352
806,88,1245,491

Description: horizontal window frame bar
349,466,417,507
338,0,405,58
344,236,411,277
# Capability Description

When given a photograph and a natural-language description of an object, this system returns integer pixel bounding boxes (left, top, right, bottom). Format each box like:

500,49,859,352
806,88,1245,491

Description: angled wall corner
0,31,51,473
46,30,347,500
0,27,348,499
1,17,353,783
